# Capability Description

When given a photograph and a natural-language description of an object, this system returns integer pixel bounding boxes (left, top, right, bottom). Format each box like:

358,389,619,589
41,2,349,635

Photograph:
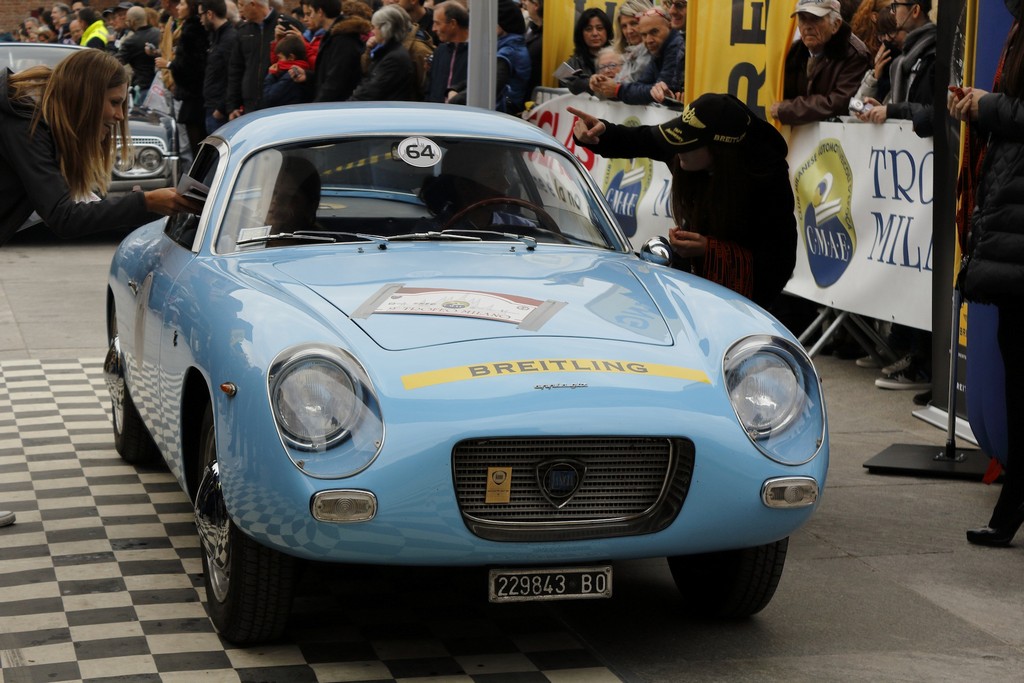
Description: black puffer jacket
0,69,157,246
962,90,1024,305
312,15,370,102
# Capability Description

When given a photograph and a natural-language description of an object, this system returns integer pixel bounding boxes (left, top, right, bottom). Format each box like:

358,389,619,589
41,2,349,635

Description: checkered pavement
0,359,621,683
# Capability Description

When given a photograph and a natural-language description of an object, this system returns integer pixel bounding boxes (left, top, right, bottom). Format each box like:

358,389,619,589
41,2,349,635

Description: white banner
526,94,933,331
786,121,932,331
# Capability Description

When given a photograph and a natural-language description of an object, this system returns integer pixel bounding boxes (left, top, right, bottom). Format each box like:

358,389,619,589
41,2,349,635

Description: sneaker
875,367,931,391
855,355,879,368
913,389,932,406
0,511,15,527
881,354,913,377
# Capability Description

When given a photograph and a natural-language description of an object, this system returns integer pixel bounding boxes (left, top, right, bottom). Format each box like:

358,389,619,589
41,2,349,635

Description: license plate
488,566,612,603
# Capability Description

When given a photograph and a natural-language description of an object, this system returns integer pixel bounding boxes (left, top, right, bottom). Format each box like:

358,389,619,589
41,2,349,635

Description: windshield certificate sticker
396,136,442,168
238,226,271,242
375,287,542,323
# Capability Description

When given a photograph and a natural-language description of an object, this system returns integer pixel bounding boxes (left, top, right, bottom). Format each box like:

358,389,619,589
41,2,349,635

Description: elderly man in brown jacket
770,0,870,124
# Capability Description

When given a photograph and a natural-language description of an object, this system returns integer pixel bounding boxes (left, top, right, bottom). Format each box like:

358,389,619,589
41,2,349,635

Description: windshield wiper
237,231,338,246
237,230,389,248
293,230,390,248
387,229,538,250
386,230,483,243
440,229,538,250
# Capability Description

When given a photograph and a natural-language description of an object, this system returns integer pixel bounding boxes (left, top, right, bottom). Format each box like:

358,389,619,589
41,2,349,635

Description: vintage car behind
104,103,829,644
0,42,180,194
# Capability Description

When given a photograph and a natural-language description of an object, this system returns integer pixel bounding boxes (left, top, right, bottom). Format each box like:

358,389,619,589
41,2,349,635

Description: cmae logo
794,138,856,287
601,116,654,238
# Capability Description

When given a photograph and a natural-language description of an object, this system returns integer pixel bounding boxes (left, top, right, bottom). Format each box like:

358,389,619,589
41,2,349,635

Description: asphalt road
1,227,1022,682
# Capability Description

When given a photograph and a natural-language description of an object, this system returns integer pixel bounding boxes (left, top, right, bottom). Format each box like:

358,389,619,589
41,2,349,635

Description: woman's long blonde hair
7,50,131,201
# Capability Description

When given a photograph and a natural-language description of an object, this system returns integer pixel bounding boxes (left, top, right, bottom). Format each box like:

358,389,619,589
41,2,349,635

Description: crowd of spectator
5,0,540,124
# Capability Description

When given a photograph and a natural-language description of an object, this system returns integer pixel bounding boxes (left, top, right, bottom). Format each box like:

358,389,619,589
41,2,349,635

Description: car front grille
452,437,694,542
127,136,169,153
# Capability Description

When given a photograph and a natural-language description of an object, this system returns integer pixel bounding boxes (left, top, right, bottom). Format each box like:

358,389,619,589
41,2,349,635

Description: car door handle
128,279,139,296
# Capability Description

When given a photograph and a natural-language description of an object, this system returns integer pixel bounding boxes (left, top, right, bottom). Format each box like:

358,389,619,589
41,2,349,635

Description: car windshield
216,136,621,253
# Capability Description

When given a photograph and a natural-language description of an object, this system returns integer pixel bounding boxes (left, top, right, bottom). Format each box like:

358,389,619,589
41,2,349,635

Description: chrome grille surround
452,437,695,542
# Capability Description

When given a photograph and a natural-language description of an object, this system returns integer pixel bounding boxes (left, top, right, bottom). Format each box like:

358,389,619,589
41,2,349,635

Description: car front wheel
667,538,789,618
195,403,296,644
106,306,160,466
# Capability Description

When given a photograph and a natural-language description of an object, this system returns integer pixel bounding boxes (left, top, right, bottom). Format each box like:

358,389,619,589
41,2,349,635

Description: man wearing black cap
109,2,134,52
569,94,797,308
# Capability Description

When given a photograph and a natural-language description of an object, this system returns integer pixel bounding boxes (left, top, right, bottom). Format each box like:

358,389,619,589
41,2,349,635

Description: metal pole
466,0,496,109
939,287,965,462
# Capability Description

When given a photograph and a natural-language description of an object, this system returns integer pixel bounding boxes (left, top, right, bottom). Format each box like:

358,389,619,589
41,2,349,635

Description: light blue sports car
104,103,828,645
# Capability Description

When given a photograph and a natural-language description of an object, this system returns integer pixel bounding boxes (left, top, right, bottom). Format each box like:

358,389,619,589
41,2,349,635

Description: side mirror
640,235,672,266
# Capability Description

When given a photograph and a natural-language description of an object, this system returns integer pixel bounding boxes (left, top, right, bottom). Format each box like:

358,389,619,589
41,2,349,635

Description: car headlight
269,345,384,477
137,146,164,172
724,335,825,465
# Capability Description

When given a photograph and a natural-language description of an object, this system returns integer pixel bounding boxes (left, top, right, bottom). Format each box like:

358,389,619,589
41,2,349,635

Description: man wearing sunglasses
853,0,935,136
770,0,870,124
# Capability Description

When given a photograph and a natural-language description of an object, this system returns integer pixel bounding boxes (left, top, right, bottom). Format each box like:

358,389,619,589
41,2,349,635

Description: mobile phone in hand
948,85,966,98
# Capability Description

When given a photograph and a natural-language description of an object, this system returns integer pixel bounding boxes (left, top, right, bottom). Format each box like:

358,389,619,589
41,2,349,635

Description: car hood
272,248,673,350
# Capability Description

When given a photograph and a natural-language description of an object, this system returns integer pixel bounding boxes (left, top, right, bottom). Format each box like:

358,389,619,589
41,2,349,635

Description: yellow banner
687,0,795,123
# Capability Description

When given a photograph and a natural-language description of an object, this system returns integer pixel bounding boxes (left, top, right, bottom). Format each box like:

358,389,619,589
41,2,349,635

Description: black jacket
884,23,937,137
167,15,208,123
0,70,157,246
426,41,468,102
962,90,1024,305
203,20,237,115
578,107,796,307
524,20,542,98
349,40,414,101
226,9,278,113
312,15,370,103
116,25,161,90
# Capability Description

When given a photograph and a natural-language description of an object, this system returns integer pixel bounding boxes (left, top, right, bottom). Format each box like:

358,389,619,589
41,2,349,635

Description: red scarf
268,57,311,75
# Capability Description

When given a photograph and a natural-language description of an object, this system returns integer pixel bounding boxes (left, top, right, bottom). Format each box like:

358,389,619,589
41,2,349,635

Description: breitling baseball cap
654,93,751,152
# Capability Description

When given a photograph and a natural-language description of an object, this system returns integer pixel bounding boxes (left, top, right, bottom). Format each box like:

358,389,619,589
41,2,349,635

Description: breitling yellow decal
401,359,710,390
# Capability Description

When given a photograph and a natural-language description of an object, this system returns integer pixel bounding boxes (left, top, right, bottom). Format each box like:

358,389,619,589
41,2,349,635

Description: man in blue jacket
615,7,683,106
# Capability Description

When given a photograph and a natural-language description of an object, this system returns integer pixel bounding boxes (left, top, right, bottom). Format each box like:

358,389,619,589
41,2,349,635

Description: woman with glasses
950,0,1024,547
588,46,625,99
557,7,612,95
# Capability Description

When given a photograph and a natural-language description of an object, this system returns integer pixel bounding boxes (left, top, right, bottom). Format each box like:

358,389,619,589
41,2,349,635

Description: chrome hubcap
195,457,231,602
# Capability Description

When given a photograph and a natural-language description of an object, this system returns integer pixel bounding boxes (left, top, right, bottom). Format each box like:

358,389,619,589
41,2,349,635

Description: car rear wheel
667,537,789,618
195,403,296,644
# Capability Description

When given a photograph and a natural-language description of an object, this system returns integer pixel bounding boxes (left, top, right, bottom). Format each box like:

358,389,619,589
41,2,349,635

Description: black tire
196,404,296,644
109,297,160,466
112,385,161,465
668,538,789,618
